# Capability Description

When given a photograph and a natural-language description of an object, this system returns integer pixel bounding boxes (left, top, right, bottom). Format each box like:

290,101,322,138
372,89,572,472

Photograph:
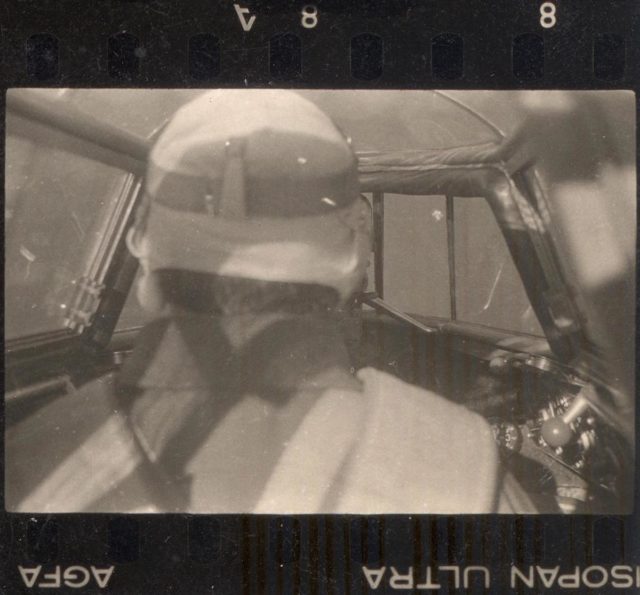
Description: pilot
6,90,534,513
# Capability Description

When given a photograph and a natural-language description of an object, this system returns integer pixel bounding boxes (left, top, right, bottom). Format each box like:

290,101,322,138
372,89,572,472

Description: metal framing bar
372,191,384,298
7,90,150,165
363,295,438,335
445,194,457,321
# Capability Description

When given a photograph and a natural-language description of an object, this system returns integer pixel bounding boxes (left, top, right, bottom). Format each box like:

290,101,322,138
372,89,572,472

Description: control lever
540,390,590,448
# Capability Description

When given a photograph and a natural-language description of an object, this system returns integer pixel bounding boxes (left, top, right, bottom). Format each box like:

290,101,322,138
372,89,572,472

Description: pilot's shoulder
7,373,122,447
350,367,499,513
357,366,492,432
5,373,139,512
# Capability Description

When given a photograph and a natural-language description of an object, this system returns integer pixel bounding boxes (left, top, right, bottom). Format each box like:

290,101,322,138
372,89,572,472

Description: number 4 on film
234,4,256,32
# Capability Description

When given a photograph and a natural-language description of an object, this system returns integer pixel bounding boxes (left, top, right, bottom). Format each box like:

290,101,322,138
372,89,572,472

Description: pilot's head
127,90,371,316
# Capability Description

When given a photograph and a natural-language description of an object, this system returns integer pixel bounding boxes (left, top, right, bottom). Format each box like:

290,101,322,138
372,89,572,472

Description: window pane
383,194,450,318
5,129,129,340
454,197,543,335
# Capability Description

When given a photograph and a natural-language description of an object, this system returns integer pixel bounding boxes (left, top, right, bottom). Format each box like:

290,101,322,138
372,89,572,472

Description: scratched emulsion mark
19,245,36,279
478,260,505,314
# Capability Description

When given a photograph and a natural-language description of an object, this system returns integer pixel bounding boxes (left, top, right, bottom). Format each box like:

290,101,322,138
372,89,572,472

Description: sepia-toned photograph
4,88,635,514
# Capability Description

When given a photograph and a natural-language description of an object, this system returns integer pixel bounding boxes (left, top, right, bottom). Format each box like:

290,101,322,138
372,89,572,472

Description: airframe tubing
6,90,150,165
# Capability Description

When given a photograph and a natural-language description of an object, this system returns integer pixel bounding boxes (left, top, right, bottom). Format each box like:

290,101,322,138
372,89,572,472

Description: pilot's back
6,315,504,514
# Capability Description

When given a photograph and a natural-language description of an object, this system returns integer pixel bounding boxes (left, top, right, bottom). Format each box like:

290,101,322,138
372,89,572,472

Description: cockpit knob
541,392,591,448
540,417,573,448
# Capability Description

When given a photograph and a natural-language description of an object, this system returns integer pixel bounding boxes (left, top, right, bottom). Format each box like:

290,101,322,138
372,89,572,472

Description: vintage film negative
1,0,638,593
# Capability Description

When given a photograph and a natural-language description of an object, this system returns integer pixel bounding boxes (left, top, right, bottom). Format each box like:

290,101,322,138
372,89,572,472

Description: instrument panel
487,354,626,513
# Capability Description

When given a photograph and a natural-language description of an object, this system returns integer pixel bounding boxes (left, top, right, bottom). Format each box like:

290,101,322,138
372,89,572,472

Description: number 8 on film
540,2,556,28
301,5,318,29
